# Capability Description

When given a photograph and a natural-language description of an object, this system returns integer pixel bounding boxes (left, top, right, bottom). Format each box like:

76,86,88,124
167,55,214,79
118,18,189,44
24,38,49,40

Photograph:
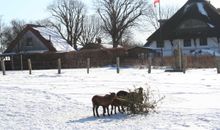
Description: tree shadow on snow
67,113,128,123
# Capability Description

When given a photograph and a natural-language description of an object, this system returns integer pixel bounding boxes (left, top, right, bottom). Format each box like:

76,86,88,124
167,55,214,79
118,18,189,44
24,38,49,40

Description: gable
4,25,74,54
146,0,220,43
10,30,49,53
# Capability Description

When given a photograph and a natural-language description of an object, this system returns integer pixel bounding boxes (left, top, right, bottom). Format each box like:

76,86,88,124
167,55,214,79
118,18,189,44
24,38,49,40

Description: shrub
125,85,164,115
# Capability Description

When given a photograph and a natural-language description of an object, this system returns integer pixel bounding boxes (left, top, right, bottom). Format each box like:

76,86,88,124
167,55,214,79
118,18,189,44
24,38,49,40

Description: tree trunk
73,44,78,50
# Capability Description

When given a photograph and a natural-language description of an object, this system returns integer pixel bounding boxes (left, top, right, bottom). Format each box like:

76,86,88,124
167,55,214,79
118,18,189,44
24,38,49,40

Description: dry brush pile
123,85,164,115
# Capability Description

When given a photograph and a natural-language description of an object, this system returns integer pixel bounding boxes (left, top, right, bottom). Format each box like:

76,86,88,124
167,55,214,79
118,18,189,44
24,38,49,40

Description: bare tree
144,5,178,31
48,0,86,50
96,0,147,48
1,19,26,49
78,15,103,46
10,20,26,36
34,18,53,27
0,16,4,52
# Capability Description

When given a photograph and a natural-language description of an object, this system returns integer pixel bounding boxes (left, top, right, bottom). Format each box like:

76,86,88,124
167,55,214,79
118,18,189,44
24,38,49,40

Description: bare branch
144,5,178,31
48,0,86,50
96,0,147,48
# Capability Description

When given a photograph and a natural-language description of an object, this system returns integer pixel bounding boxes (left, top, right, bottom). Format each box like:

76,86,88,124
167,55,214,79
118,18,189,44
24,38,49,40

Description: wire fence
1,48,220,75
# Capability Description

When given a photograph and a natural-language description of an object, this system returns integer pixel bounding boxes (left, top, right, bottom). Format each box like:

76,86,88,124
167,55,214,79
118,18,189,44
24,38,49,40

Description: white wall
149,37,220,56
11,31,49,53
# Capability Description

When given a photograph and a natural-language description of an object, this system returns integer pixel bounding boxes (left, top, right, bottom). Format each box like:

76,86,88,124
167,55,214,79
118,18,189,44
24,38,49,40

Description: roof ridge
25,24,44,28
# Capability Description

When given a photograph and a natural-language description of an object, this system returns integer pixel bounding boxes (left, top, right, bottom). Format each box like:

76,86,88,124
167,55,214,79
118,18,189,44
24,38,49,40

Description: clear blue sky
1,0,220,24
0,0,53,23
0,0,93,24
1,0,220,44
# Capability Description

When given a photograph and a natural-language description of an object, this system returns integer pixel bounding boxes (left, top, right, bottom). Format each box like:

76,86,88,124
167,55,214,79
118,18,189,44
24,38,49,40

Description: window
156,41,164,48
184,39,191,47
199,37,207,46
26,37,33,46
179,19,207,29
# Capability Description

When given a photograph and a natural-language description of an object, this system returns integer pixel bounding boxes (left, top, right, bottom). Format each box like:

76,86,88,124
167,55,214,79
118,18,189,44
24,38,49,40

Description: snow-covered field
0,67,220,130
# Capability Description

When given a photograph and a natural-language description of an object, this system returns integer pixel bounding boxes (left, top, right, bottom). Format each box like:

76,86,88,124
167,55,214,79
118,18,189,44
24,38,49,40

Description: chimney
158,19,168,27
49,35,51,42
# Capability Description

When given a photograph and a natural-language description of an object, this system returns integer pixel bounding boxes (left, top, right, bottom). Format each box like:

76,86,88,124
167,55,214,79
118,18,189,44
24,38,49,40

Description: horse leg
93,105,96,117
122,106,125,112
118,106,122,113
111,105,113,115
114,106,117,114
106,106,110,116
96,106,99,117
103,106,106,116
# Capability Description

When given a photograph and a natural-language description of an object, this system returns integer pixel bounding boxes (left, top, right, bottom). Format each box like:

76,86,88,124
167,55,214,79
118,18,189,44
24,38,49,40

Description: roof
146,0,220,43
4,25,74,53
80,43,104,50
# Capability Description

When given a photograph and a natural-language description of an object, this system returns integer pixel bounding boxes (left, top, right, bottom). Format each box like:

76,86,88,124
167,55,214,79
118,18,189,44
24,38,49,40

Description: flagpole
159,0,161,20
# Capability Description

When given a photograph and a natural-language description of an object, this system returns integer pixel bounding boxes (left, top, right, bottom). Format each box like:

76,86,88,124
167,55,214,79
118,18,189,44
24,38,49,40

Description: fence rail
1,49,219,71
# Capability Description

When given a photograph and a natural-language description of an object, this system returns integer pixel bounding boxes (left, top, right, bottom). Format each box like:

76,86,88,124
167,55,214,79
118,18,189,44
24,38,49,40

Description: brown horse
92,92,116,117
111,97,128,115
113,87,144,114
117,90,128,97
109,90,129,114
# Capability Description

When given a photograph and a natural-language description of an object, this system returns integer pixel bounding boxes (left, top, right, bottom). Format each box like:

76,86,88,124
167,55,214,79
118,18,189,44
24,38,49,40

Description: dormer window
26,37,33,46
179,19,208,29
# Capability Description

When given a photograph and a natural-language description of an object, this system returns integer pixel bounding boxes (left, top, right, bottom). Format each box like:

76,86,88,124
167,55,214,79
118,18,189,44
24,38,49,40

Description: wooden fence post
1,59,6,75
116,57,120,74
58,58,61,74
216,57,220,74
148,56,152,74
182,56,187,74
11,56,15,70
87,58,90,74
20,54,23,71
28,59,32,75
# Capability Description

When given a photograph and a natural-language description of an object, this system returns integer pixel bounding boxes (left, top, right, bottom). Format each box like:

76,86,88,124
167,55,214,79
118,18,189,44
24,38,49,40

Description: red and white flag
154,0,160,6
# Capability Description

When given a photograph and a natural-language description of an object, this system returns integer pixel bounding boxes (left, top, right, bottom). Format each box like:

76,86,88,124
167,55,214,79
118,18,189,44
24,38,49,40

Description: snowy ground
0,67,220,130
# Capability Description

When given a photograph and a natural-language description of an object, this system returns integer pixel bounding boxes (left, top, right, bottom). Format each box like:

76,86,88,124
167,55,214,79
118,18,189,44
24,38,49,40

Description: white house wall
11,31,49,53
150,37,220,56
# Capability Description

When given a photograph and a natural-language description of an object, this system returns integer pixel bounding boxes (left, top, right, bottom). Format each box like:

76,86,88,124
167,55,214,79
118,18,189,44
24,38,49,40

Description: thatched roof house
145,0,220,56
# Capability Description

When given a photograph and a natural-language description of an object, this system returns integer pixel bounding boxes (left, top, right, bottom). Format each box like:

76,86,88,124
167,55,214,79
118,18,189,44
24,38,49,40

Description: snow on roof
33,27,74,52
191,49,220,56
101,43,122,48
207,23,215,28
184,3,193,13
197,2,208,17
102,43,113,48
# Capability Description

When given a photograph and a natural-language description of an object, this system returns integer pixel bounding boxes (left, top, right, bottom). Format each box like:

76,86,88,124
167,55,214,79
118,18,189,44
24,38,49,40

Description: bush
124,85,164,115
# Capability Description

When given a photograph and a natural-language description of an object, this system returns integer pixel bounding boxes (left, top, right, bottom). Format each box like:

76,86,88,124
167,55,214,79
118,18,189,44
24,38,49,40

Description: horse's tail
92,96,97,107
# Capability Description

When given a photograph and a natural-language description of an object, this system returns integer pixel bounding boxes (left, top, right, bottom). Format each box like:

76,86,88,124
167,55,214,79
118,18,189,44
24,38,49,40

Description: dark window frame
26,37,33,46
199,37,207,46
183,39,191,47
156,40,164,48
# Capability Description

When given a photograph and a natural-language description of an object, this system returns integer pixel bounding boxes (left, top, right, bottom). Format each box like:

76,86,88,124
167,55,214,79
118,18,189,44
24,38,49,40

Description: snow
33,27,74,52
102,43,113,48
0,67,220,129
101,43,122,49
207,23,215,28
197,3,208,17
191,49,220,56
